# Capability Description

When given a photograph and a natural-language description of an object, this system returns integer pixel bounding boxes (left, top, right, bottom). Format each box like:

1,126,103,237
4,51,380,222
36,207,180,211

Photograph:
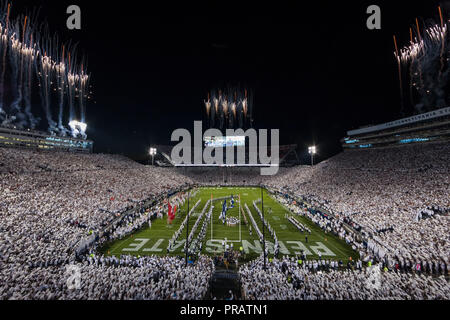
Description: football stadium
0,0,449,305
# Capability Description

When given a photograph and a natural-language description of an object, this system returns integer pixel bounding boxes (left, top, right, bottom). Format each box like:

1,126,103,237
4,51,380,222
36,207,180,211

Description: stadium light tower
149,147,157,166
308,146,316,166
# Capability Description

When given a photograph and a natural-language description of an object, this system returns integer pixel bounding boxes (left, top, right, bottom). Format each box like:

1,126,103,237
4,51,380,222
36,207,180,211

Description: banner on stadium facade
347,107,450,136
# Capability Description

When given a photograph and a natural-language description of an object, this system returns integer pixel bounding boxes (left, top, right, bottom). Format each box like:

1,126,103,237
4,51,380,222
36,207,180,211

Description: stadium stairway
207,269,242,300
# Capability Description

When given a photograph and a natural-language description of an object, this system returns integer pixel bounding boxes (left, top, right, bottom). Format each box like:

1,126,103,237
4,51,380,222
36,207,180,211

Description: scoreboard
204,136,245,148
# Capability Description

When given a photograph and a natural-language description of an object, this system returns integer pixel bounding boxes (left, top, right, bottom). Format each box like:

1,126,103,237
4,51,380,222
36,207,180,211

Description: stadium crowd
239,255,450,300
263,143,449,275
1,253,214,300
0,140,449,300
0,148,216,300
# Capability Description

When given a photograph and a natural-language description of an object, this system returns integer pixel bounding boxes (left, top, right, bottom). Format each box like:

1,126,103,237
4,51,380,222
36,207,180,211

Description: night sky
12,0,447,162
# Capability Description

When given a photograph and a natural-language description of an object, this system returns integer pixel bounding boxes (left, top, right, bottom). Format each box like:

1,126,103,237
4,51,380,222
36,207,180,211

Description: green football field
100,187,359,262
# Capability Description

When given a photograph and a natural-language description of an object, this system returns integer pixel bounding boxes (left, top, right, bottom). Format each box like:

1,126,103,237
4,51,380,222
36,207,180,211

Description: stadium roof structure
0,126,94,153
342,107,450,150
347,107,450,136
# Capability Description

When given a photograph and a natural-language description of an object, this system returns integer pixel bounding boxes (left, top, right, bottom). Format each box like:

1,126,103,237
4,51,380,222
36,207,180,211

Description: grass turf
100,187,359,263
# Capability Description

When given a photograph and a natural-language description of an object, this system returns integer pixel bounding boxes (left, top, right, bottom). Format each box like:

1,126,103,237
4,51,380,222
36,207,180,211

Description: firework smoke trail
438,6,445,78
218,90,224,130
204,92,211,128
0,25,6,120
8,22,28,128
16,15,29,128
206,87,253,129
36,34,58,133
401,35,424,98
67,51,76,124
67,73,76,120
221,95,229,131
209,91,215,127
242,89,248,121
238,97,243,128
418,22,447,108
23,33,39,129
55,44,65,133
78,61,89,127
15,10,44,130
398,26,426,110
408,28,415,107
415,18,425,97
0,1,91,136
8,14,37,129
0,2,10,121
230,101,236,128
42,54,56,131
397,10,450,111
77,72,89,139
67,74,77,137
231,91,238,128
228,97,234,128
424,21,448,108
393,35,404,113
213,95,218,128
242,89,248,123
234,92,238,127
21,7,40,129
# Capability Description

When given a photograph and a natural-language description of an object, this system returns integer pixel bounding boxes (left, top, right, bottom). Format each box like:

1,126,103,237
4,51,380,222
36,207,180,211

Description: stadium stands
240,254,450,300
0,138,449,299
0,148,206,299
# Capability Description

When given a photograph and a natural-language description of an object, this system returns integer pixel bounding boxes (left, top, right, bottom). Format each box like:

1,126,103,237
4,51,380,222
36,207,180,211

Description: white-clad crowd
264,142,450,273
1,253,214,300
239,255,450,300
0,140,449,300
1,148,217,300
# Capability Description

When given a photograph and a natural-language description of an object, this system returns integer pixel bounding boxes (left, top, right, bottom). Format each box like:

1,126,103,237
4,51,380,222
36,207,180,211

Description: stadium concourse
0,141,449,299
